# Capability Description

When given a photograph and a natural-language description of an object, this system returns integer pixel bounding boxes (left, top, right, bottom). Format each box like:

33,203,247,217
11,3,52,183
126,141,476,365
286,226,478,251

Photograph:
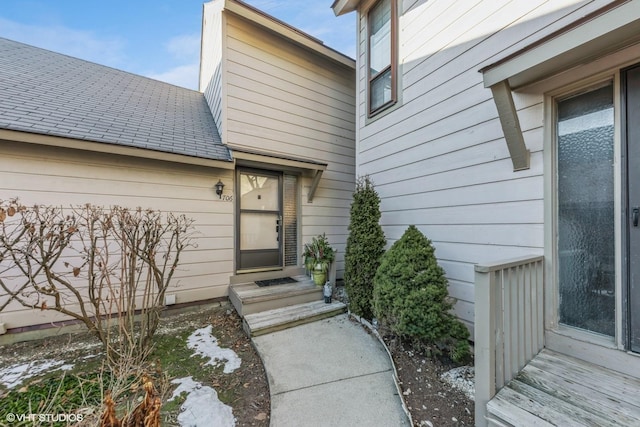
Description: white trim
547,76,618,352
482,0,640,89
614,72,625,350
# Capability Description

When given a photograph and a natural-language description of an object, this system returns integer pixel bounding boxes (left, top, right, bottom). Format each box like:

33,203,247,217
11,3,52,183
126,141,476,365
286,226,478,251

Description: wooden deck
486,349,640,426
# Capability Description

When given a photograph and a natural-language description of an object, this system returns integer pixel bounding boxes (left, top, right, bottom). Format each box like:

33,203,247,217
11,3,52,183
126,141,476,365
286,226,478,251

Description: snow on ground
0,360,74,389
169,376,236,427
187,325,241,373
166,325,242,426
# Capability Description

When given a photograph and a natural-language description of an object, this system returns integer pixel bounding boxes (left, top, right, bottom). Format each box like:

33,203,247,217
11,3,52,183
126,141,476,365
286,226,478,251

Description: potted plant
303,234,335,286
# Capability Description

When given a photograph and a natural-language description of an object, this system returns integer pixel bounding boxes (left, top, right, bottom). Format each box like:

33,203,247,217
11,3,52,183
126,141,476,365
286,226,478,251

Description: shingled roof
0,37,231,162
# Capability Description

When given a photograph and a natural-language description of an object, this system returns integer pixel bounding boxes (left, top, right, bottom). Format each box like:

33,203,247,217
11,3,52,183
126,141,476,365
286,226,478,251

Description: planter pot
312,270,327,286
304,258,315,278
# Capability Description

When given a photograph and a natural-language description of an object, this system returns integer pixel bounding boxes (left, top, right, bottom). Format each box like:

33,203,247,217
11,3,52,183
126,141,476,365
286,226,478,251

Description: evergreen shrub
344,176,386,320
372,225,471,363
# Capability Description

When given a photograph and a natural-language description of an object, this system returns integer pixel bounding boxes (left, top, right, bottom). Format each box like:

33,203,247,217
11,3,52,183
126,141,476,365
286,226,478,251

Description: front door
237,169,283,271
624,64,640,353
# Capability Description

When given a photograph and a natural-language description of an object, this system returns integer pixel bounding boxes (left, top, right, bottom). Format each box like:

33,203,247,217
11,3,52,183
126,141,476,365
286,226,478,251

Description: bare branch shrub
0,199,195,365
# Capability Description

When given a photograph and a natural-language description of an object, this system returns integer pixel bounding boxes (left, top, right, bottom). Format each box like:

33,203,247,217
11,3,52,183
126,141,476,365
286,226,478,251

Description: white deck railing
474,255,545,427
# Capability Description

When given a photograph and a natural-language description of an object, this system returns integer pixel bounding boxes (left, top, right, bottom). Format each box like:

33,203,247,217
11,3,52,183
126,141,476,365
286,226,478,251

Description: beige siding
224,14,356,277
0,141,234,330
354,0,616,331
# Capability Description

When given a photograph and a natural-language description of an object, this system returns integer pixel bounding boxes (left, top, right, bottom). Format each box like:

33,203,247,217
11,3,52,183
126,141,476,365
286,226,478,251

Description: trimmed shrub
372,225,470,363
344,176,386,320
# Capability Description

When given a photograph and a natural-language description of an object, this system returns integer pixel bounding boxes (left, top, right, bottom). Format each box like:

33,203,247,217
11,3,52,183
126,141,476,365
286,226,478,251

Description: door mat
255,277,298,287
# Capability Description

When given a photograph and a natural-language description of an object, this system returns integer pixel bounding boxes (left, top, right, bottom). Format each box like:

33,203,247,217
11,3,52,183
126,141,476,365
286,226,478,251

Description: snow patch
0,360,74,389
169,376,235,427
187,325,241,373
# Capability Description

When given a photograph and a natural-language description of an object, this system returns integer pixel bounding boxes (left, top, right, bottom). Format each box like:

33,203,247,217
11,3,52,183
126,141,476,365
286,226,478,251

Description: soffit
331,0,361,16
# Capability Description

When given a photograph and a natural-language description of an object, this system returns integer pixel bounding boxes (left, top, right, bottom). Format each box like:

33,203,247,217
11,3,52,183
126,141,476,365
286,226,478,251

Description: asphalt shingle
0,37,231,162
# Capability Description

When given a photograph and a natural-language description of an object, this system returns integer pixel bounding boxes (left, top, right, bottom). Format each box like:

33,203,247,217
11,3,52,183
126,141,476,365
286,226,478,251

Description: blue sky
0,0,356,90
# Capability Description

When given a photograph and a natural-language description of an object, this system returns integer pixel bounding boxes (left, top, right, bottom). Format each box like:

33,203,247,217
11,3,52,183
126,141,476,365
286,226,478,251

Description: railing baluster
495,270,505,390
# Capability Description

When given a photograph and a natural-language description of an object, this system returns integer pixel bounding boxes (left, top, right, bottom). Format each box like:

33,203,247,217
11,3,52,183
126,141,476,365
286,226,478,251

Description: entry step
243,300,347,337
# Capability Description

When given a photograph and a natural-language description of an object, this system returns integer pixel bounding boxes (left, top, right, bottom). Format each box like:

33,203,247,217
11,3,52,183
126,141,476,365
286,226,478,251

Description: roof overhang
480,0,640,171
0,129,235,170
229,146,327,202
331,0,361,16
481,0,640,89
224,0,355,68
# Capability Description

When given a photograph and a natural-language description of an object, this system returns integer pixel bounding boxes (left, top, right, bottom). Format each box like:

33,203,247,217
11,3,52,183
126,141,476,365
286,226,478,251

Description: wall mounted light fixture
215,179,225,199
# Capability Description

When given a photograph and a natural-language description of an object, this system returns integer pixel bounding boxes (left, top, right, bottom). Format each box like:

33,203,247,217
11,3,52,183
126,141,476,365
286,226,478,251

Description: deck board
486,349,640,426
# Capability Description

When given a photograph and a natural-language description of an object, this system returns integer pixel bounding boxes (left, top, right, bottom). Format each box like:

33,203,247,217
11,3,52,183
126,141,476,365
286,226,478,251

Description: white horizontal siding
224,14,356,278
354,0,615,328
0,142,234,330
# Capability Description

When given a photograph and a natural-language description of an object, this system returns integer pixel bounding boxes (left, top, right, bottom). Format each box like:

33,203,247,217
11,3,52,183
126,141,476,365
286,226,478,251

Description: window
368,0,396,116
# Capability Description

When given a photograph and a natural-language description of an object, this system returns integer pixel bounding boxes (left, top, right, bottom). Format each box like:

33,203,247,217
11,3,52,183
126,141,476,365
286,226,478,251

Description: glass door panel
237,170,282,270
240,213,279,250
557,83,615,337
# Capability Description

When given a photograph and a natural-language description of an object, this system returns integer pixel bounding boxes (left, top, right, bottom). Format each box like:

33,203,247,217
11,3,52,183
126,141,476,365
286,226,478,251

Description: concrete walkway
252,314,410,427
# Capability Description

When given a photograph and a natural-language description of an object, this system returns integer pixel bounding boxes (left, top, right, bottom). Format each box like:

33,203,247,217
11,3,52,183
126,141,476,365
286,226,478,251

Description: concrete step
243,300,347,337
229,275,322,317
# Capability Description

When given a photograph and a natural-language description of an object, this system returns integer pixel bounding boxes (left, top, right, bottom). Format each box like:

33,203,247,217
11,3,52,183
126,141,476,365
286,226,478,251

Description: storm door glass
557,83,615,336
238,171,282,270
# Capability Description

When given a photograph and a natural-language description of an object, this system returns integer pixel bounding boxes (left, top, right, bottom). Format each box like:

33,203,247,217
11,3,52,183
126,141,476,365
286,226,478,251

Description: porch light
215,179,225,198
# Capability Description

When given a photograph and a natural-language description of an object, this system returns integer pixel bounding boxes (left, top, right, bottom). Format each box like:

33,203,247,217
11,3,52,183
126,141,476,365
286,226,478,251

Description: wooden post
474,266,496,427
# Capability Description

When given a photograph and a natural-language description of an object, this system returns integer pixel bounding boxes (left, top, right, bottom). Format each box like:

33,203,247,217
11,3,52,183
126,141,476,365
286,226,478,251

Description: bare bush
0,199,195,364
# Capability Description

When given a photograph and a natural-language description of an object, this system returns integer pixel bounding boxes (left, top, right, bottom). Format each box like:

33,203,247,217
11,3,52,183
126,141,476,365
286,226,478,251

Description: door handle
633,208,639,227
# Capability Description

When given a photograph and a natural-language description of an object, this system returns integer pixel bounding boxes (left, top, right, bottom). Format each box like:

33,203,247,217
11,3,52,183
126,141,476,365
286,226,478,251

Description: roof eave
0,129,235,170
225,0,356,68
331,0,360,16
480,0,640,89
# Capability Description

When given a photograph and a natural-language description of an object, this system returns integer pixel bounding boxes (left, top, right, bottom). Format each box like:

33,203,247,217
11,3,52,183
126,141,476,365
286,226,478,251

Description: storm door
556,82,616,338
623,64,640,353
237,169,283,271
